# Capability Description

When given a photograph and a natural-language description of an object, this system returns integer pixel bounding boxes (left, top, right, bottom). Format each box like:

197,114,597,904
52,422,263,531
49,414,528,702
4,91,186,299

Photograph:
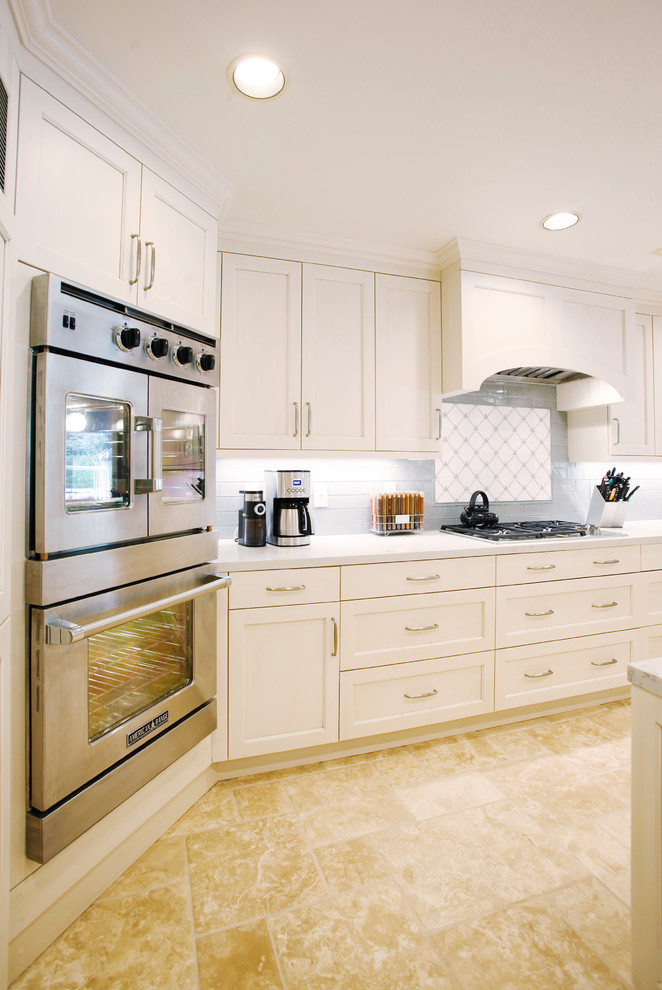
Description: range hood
440,253,634,411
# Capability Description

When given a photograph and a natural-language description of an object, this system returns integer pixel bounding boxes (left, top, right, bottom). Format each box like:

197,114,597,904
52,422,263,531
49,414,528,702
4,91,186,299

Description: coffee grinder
236,490,267,547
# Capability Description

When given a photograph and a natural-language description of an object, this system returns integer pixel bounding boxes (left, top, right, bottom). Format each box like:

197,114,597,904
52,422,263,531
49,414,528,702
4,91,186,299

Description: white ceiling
45,0,662,281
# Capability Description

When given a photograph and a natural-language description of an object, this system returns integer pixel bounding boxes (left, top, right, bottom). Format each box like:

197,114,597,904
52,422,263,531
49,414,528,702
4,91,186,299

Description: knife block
586,486,628,528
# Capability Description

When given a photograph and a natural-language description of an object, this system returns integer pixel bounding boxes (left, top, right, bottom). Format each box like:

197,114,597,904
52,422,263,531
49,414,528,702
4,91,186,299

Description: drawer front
341,555,495,600
641,572,662,625
495,630,636,710
228,567,340,608
340,652,494,739
340,589,495,670
496,574,639,648
496,544,640,586
642,543,662,571
644,623,662,659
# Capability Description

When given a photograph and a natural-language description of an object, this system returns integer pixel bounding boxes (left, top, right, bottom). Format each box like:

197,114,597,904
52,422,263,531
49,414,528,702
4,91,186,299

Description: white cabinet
375,274,442,451
16,77,218,334
219,255,375,451
0,617,9,990
567,313,656,459
441,268,634,407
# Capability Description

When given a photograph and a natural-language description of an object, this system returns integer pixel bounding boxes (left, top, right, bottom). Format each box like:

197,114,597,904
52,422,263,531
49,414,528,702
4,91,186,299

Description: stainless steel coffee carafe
265,470,314,547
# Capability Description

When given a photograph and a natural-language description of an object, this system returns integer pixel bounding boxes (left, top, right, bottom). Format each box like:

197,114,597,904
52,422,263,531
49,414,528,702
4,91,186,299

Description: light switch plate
313,483,328,507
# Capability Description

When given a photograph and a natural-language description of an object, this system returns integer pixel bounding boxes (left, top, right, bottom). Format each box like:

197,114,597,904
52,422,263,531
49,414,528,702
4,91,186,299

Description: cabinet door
229,603,339,759
138,169,218,335
302,265,374,450
219,254,302,449
608,314,655,455
375,275,442,451
16,77,142,302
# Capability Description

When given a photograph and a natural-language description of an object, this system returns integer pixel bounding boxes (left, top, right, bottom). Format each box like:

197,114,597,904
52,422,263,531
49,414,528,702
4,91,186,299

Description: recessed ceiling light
541,212,581,231
229,55,287,100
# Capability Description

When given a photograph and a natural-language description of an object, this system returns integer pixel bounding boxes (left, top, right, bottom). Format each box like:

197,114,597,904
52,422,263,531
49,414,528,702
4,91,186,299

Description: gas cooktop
441,520,590,542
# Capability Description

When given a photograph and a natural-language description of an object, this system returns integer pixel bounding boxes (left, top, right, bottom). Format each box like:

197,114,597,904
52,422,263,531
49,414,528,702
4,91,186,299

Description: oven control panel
30,273,219,387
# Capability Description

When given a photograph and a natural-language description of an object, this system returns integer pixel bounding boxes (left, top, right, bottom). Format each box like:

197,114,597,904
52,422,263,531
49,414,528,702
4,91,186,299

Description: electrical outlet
313,483,328,508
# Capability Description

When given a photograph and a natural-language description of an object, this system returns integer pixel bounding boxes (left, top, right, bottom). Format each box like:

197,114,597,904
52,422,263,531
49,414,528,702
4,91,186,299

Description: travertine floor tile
166,781,239,836
593,767,631,806
314,837,391,893
487,751,627,829
186,815,325,933
558,821,631,905
232,780,294,821
284,762,412,846
196,920,283,990
394,770,504,820
11,882,197,990
605,947,633,988
370,746,433,786
99,834,187,901
550,876,631,954
478,727,552,761
409,732,505,776
270,880,454,990
434,900,627,989
524,715,616,754
371,799,588,929
600,808,631,849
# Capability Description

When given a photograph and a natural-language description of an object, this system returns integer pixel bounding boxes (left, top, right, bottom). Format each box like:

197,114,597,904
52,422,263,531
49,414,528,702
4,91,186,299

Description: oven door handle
134,416,163,494
45,573,231,645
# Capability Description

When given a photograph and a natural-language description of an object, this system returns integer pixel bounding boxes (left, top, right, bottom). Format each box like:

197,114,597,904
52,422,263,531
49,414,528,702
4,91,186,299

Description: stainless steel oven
26,274,228,863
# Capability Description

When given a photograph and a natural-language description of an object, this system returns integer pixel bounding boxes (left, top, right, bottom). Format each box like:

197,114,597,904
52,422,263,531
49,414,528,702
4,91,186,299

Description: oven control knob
195,351,215,374
145,335,169,360
172,345,193,367
114,325,141,351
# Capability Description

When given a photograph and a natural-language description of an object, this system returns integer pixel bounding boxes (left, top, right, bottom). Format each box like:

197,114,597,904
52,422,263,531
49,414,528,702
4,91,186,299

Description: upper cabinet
375,275,442,451
441,268,635,409
15,77,218,335
567,314,660,460
219,254,375,451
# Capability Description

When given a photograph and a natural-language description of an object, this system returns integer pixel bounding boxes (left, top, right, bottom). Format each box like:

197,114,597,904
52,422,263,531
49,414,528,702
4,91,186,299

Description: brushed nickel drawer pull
406,574,441,582
524,669,554,679
591,658,618,667
266,584,306,592
591,601,618,609
524,609,554,617
404,688,439,701
331,617,338,657
526,564,556,571
405,623,439,632
593,559,620,565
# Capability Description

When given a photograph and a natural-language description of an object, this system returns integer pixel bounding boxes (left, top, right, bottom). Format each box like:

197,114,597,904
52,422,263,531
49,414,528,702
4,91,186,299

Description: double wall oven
26,274,228,863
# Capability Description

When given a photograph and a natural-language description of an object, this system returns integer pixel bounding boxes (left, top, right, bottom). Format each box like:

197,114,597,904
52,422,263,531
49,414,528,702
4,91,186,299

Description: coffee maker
265,470,314,547
236,490,267,547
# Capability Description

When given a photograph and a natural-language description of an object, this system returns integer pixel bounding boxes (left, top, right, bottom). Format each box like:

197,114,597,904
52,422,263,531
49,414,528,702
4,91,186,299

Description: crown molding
8,0,236,216
218,218,441,277
436,236,662,301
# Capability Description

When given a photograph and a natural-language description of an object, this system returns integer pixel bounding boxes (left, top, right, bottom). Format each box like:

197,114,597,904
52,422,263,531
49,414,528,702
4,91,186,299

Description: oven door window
88,601,193,741
65,393,132,513
161,409,205,503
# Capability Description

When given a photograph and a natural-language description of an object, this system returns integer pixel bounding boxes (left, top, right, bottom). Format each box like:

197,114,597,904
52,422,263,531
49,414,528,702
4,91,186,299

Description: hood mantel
440,251,637,411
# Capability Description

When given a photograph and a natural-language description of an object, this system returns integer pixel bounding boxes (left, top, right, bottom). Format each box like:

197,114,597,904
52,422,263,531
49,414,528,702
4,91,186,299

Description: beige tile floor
11,698,633,989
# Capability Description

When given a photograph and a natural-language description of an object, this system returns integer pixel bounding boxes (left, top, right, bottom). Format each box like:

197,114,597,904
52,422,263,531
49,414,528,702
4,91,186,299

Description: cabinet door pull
129,233,141,285
406,574,441,582
435,408,442,441
591,601,619,609
591,658,618,667
331,617,338,657
404,688,439,701
266,584,306,592
405,623,439,632
593,559,620,566
613,417,621,445
306,402,312,437
526,564,556,571
293,402,300,437
144,241,156,290
524,669,554,679
524,609,554,617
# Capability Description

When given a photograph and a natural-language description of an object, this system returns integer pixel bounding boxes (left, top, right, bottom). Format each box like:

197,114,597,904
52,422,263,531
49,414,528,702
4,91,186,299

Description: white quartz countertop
629,658,662,696
216,519,662,571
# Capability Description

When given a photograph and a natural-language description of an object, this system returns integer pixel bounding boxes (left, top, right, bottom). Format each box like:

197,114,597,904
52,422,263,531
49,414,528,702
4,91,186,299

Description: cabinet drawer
496,574,639,648
228,567,340,608
340,589,495,670
495,631,635,709
640,571,662,625
341,555,494,600
340,652,494,739
643,623,662,660
496,544,640,585
642,544,662,572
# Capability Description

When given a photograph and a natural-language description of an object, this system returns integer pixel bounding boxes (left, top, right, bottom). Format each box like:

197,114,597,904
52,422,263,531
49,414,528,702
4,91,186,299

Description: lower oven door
30,563,228,812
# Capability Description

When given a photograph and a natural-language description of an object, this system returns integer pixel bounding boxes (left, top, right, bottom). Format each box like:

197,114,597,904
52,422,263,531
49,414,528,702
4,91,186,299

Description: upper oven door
147,376,216,537
32,352,149,555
